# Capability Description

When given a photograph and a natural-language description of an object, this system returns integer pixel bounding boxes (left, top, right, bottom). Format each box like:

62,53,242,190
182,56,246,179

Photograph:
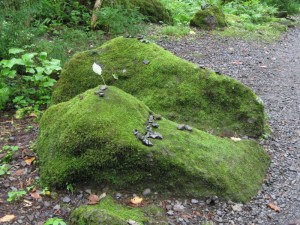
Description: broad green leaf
39,52,47,61
35,67,44,75
22,53,38,63
2,58,25,68
34,74,44,81
9,48,25,55
1,68,17,78
22,76,34,82
26,68,35,74
42,80,56,87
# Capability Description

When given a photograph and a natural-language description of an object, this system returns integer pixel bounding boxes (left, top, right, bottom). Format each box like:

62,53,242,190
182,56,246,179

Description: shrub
0,48,61,112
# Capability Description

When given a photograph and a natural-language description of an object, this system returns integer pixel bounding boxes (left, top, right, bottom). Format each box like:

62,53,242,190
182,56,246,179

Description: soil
1,18,300,225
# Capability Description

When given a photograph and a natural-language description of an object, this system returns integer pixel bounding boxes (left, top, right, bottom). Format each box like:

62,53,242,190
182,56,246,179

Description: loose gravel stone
158,16,300,225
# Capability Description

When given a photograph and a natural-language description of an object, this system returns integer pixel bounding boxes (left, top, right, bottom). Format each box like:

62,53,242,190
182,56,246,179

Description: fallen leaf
25,157,35,165
267,203,280,212
14,169,24,176
192,210,202,216
19,181,24,189
23,199,33,207
130,196,143,205
0,215,16,222
28,113,37,117
99,192,106,200
26,177,34,186
30,191,42,200
231,61,243,65
231,137,242,142
0,199,4,203
88,194,99,205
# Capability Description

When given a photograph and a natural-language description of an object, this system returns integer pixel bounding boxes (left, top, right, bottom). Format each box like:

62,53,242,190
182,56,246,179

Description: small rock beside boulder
190,5,227,30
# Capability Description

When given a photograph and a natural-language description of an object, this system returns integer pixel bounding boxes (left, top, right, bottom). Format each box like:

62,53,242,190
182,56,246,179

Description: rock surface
51,36,266,137
37,86,269,201
190,5,227,30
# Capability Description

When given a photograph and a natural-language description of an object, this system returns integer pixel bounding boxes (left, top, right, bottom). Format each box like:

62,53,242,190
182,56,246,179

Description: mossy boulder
51,36,265,137
102,0,173,24
190,5,227,30
70,196,167,225
37,86,269,201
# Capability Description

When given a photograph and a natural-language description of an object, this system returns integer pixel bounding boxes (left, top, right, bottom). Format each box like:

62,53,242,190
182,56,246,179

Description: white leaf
112,74,118,80
92,62,102,75
231,137,242,142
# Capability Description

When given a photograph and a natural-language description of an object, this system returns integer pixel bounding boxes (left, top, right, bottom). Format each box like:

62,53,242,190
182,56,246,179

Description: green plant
96,6,146,35
66,183,74,194
160,0,202,24
7,190,26,202
266,0,300,14
1,145,19,163
25,125,34,132
44,217,67,225
223,0,278,24
0,164,11,176
0,48,61,112
160,25,191,36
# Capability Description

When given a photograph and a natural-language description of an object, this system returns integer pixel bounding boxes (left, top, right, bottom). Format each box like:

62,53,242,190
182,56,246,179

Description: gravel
157,19,300,225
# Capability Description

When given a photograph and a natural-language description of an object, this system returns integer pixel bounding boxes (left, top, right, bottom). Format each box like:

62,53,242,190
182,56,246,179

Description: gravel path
157,22,300,225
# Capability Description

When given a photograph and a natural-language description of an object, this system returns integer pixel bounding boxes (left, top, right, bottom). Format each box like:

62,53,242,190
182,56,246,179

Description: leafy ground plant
0,48,61,113
7,190,26,202
0,145,19,164
44,217,67,225
0,164,11,176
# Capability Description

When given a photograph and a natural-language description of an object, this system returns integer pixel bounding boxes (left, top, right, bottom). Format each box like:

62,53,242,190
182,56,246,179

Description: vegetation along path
1,18,300,225
158,19,300,224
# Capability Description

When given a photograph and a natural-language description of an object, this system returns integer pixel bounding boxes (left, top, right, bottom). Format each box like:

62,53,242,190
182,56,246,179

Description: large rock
51,36,266,137
190,5,227,30
37,86,269,201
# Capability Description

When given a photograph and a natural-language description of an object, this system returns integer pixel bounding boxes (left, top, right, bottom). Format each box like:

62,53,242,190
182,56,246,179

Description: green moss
190,6,227,29
70,196,151,225
103,0,173,24
37,86,269,201
51,36,266,137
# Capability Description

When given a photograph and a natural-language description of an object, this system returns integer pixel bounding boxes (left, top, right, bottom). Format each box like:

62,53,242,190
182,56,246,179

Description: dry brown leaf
0,199,4,203
19,181,24,189
88,194,99,205
23,199,33,207
25,157,35,165
0,215,16,222
267,203,280,212
28,113,37,117
192,210,201,216
30,191,42,200
14,169,24,176
130,196,143,205
26,177,34,186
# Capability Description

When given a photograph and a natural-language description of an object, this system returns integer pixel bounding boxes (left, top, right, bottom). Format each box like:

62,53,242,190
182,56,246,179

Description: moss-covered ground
37,86,269,202
70,195,167,225
51,36,266,137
